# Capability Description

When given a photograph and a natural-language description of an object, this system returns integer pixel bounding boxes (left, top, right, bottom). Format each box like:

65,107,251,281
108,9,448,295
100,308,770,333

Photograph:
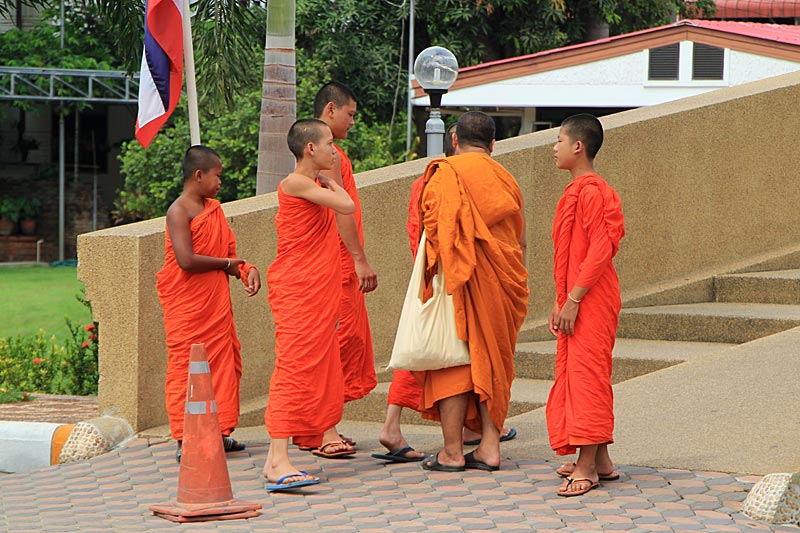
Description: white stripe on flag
136,49,167,129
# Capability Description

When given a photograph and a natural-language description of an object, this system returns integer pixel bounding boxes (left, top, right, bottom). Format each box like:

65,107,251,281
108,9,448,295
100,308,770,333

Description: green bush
0,292,99,402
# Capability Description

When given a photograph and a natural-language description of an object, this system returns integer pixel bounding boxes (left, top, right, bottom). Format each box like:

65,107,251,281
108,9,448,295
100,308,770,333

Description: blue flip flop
265,471,320,492
463,427,518,446
371,445,424,463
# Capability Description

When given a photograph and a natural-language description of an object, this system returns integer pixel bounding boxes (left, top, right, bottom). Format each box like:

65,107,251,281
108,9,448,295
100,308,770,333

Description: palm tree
255,0,295,195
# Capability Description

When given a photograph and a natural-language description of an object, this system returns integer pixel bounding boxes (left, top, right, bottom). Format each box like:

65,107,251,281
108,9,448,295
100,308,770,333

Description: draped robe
546,173,625,455
415,153,529,433
156,198,249,440
334,144,378,402
264,185,344,448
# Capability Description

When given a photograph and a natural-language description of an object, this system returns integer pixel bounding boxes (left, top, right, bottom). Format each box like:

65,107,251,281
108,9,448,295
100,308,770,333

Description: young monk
546,113,625,497
263,119,356,491
416,111,529,472
156,145,261,463
374,125,517,463
310,81,378,455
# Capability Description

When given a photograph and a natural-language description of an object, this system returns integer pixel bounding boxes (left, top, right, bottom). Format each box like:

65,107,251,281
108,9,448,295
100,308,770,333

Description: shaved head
182,145,221,181
561,114,604,159
287,118,329,160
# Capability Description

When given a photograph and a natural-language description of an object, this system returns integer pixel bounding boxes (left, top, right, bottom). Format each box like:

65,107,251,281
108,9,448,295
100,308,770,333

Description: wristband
225,258,230,270
568,293,581,304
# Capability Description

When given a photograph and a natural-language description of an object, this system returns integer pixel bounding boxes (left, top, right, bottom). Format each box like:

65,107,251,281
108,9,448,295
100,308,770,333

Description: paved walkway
1,434,797,532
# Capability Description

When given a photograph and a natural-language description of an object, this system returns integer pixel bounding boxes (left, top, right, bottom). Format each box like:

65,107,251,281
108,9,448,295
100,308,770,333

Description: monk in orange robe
416,111,529,472
314,82,378,450
546,114,625,497
263,119,357,490
375,125,517,463
156,145,261,463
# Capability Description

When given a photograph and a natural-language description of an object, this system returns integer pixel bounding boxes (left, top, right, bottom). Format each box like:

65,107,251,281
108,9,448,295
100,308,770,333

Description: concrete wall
78,70,800,431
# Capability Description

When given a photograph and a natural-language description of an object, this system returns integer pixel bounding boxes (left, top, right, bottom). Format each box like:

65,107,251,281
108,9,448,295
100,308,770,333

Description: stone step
515,338,732,382
715,269,800,304
617,302,800,343
342,378,551,425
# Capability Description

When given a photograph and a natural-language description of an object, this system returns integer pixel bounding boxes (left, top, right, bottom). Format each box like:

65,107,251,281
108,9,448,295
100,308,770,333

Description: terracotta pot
0,218,15,236
19,218,37,236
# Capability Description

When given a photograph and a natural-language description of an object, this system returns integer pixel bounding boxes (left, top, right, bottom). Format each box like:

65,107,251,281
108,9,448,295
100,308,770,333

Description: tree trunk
256,0,296,195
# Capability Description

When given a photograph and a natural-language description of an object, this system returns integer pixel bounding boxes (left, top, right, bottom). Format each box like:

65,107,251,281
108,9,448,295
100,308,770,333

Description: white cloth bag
388,230,470,371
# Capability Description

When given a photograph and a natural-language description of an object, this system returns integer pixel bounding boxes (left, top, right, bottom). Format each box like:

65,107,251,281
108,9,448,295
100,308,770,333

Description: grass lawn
0,266,92,340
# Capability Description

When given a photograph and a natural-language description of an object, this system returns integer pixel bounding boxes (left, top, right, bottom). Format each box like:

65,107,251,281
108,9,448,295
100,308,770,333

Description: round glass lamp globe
414,46,459,90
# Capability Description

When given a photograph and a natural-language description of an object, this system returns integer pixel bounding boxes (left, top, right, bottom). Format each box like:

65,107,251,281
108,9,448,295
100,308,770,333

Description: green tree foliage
113,89,261,222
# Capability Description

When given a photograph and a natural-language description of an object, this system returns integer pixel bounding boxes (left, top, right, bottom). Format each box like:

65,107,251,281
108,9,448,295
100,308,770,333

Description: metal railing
0,66,139,103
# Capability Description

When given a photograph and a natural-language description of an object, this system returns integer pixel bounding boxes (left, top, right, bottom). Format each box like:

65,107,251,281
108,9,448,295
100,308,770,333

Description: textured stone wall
78,71,800,432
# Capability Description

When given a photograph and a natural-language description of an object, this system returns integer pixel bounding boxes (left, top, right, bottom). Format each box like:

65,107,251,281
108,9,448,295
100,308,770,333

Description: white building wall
419,42,800,110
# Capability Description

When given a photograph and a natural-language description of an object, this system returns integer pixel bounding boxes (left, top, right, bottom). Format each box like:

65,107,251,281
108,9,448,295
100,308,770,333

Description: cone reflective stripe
150,343,261,522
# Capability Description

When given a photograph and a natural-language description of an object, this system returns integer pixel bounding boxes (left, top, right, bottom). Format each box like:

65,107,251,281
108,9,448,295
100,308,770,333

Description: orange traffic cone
150,343,261,522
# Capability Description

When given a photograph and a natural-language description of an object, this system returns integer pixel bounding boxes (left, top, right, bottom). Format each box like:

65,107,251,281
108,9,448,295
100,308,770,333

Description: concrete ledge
0,415,133,473
742,472,800,525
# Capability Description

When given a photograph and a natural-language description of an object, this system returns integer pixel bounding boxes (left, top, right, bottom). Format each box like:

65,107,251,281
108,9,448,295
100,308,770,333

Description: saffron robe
156,198,250,441
546,173,625,456
334,144,378,402
264,185,344,449
386,176,425,410
415,153,529,432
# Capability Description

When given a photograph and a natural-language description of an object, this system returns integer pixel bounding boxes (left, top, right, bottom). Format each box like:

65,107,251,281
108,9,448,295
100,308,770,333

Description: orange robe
156,198,251,441
386,176,425,410
265,185,344,449
415,153,529,433
546,173,625,456
334,144,378,402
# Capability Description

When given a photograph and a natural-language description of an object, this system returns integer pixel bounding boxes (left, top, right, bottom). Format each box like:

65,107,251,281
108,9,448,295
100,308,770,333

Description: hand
244,267,261,297
354,258,378,293
317,175,339,191
225,258,245,278
548,299,560,336
556,299,579,336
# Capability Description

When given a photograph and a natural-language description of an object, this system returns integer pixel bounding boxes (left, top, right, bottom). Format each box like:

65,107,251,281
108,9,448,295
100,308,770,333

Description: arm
226,225,261,296
165,203,244,274
281,174,355,215
321,157,378,293
555,188,611,335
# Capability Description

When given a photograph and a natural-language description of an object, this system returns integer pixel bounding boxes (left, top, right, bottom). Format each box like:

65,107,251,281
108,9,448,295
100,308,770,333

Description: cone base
150,499,262,523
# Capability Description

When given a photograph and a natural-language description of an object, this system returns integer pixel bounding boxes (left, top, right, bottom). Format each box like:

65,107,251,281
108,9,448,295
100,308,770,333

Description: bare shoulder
280,173,315,198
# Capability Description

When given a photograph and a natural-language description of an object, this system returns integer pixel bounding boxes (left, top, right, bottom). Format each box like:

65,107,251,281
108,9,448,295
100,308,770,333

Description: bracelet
568,293,582,304
225,258,230,270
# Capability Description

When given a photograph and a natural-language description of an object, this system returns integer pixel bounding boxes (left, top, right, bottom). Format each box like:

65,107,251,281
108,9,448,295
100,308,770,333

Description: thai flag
135,0,184,149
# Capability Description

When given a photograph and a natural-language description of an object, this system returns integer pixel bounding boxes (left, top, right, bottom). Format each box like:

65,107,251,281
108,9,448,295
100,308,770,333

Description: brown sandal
312,440,356,459
558,477,599,497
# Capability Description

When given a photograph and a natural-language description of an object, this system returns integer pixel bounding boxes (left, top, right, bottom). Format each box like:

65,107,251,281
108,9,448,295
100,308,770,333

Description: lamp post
413,46,458,157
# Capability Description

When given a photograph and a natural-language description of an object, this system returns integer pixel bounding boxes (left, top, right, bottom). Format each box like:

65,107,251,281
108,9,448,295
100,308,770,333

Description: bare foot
378,431,425,459
462,426,514,443
557,460,616,478
263,456,317,485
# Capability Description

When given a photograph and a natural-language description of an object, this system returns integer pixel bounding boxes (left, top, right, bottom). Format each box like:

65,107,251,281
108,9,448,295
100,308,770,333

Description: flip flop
312,441,356,459
421,453,465,472
463,450,500,471
556,462,620,481
223,436,246,452
463,427,518,446
265,471,320,492
372,446,424,463
558,477,599,497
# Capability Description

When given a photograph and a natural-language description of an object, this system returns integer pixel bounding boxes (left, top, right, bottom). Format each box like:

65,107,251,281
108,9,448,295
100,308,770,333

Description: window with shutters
648,44,680,80
693,43,724,80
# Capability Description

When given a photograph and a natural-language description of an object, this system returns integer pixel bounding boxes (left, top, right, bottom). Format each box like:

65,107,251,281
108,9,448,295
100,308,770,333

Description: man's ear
326,102,337,117
194,168,203,182
488,139,495,154
574,140,584,154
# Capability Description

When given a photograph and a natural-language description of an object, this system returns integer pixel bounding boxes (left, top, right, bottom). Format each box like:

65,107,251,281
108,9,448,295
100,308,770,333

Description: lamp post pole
424,89,447,156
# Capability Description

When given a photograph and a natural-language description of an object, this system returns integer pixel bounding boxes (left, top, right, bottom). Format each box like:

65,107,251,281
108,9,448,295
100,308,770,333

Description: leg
378,404,424,459
263,437,317,484
557,443,617,478
469,401,501,468
559,444,599,495
428,393,469,468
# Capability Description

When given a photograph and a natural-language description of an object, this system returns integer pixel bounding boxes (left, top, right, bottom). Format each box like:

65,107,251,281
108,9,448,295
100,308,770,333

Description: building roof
414,19,800,98
703,0,800,19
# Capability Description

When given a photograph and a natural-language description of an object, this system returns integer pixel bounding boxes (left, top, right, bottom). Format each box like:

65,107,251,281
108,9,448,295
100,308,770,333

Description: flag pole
182,0,200,145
